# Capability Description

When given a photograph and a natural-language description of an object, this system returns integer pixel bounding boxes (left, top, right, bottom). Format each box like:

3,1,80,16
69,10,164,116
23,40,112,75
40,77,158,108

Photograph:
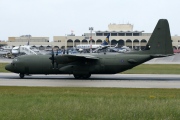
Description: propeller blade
56,49,58,56
18,46,20,54
49,49,58,69
51,49,54,68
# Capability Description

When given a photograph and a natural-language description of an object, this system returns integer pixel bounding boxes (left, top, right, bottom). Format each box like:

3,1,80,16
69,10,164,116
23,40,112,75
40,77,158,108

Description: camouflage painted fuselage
6,53,152,75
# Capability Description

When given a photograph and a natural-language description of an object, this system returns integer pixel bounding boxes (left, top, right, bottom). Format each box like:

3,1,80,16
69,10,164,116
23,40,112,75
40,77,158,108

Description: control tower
108,23,133,31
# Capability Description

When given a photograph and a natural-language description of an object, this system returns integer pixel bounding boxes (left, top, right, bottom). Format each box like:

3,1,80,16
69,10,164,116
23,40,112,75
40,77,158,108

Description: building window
118,33,125,36
111,33,117,36
104,33,110,36
96,33,103,36
133,33,140,36
126,33,132,36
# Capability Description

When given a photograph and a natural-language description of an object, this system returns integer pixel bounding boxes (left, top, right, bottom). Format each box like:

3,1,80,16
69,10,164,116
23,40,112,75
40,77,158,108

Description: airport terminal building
5,23,180,50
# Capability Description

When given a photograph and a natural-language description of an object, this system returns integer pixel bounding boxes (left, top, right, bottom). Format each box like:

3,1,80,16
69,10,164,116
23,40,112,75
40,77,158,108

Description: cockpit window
11,57,19,67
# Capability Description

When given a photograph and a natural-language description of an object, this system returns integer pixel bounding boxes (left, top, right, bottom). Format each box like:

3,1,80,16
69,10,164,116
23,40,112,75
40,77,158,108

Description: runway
1,73,180,88
0,58,12,63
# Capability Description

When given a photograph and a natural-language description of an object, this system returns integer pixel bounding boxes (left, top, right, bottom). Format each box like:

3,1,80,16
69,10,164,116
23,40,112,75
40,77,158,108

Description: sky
0,0,180,41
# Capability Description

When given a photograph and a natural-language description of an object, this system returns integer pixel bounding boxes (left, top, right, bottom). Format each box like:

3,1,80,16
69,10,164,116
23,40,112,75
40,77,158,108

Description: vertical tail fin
144,19,173,55
101,34,110,45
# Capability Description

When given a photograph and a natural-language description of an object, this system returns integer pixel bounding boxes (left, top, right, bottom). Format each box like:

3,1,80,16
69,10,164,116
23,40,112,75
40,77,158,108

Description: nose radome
5,64,12,71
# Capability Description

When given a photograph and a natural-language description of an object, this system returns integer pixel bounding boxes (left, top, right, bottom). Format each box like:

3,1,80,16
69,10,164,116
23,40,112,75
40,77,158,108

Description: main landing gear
73,74,91,79
19,73,25,79
18,73,91,79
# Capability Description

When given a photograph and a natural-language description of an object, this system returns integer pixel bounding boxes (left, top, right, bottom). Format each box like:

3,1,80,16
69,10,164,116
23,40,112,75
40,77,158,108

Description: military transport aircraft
5,19,173,79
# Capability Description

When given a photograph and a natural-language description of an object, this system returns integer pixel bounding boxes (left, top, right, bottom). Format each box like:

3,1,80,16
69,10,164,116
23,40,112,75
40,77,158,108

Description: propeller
49,48,60,69
18,45,20,54
49,49,54,68
56,48,58,56
55,49,58,68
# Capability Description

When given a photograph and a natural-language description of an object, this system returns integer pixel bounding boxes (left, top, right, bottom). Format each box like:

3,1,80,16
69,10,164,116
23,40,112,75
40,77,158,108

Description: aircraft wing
0,51,9,55
61,54,99,59
54,54,99,64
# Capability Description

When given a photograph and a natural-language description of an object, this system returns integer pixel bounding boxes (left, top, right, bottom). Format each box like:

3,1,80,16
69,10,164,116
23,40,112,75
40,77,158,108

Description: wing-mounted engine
49,54,99,69
49,49,59,69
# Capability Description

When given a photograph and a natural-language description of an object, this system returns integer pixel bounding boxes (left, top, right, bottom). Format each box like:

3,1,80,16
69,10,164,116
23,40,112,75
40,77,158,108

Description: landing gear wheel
82,74,91,79
73,74,81,79
73,74,91,79
19,73,25,79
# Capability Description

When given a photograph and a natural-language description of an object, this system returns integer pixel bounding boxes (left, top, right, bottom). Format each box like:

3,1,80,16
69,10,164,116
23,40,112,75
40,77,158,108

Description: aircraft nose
5,64,12,71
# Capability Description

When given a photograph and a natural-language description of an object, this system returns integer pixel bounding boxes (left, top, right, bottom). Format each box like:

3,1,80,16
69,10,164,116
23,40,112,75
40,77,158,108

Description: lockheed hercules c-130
5,19,173,79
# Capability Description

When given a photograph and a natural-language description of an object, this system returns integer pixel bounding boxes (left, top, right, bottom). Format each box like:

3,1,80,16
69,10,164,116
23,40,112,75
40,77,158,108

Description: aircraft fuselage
5,53,152,75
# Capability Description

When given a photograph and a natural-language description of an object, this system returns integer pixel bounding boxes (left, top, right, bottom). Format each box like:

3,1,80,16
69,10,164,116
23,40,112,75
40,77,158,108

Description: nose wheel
19,73,25,79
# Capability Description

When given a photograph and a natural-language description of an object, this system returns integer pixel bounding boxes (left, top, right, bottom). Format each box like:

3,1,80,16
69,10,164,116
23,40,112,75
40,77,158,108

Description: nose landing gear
19,73,25,79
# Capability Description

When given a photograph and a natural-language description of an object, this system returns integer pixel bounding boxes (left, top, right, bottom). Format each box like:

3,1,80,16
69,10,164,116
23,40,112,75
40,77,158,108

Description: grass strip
0,87,180,120
122,64,180,74
0,63,9,72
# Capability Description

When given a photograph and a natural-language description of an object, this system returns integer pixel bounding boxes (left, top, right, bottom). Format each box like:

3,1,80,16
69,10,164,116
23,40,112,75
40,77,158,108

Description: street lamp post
89,27,93,53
